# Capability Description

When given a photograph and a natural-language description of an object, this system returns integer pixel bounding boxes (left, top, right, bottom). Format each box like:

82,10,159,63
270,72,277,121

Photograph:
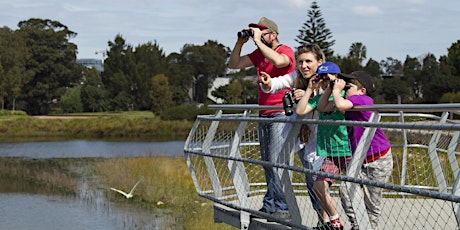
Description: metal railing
183,103,460,230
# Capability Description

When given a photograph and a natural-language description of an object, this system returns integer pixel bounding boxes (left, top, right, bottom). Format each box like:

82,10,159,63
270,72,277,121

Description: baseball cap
316,62,341,75
249,17,279,34
339,71,375,95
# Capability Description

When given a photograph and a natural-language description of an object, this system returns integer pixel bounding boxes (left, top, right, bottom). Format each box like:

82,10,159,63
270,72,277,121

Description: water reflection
0,140,185,158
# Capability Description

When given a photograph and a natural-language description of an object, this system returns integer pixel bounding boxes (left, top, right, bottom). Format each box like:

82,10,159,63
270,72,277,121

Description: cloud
288,0,309,8
403,0,424,4
352,6,384,16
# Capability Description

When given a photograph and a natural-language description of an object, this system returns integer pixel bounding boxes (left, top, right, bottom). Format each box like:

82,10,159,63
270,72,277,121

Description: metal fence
183,103,460,230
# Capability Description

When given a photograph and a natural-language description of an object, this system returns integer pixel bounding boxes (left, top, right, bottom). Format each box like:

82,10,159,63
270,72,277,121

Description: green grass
0,111,192,139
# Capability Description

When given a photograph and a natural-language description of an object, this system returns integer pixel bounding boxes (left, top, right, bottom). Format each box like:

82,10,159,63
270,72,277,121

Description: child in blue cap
297,61,351,230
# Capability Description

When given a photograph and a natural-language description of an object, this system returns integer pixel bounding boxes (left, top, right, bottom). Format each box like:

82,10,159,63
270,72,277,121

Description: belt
365,148,390,163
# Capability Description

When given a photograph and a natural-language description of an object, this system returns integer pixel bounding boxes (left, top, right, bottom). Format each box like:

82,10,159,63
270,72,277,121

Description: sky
1,0,459,63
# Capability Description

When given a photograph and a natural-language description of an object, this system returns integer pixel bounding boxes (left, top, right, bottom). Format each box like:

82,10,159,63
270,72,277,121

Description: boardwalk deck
214,195,458,230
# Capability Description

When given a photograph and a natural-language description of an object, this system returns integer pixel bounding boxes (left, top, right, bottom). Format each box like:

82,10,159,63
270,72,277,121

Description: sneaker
272,212,291,219
258,207,272,214
250,207,272,218
314,221,329,230
330,217,344,230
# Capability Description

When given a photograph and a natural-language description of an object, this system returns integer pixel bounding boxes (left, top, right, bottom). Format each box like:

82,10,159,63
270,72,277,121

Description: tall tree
131,41,168,110
103,34,136,110
0,26,30,110
363,58,382,78
402,55,422,102
445,40,460,76
17,18,82,115
380,57,403,76
420,54,459,103
348,42,367,65
166,52,194,105
168,41,227,103
296,1,335,57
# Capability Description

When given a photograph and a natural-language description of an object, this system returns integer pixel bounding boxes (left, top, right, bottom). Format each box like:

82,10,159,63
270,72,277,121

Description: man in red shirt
229,16,295,219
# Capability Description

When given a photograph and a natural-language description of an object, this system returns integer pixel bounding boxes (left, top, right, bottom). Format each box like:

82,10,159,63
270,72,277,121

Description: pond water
0,140,185,229
0,140,185,158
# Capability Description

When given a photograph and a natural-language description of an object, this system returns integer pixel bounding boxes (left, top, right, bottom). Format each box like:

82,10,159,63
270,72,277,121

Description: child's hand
309,75,321,89
333,79,347,92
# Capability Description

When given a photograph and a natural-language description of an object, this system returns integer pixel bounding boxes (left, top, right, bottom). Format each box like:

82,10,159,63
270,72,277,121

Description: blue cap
316,62,341,74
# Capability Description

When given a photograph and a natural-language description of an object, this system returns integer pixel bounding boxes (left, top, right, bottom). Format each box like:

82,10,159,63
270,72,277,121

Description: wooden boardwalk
214,195,458,230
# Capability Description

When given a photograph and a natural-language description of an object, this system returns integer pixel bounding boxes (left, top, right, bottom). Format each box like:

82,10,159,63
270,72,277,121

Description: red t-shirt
248,44,295,115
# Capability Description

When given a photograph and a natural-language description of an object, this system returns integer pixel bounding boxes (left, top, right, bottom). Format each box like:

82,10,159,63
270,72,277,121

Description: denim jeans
297,150,325,212
258,112,289,213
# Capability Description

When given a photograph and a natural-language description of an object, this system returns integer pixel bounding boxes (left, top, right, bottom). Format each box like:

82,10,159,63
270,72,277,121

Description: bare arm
228,36,253,69
317,87,335,112
296,87,315,115
252,28,290,68
332,79,353,111
296,78,319,116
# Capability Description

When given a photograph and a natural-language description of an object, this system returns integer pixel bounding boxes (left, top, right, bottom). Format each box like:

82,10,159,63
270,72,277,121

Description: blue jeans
297,150,324,212
258,113,289,213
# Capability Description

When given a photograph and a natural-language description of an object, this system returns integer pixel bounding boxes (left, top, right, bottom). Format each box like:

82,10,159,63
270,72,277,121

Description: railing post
448,131,460,228
399,111,408,190
227,109,251,229
202,110,224,197
428,112,449,193
184,117,204,193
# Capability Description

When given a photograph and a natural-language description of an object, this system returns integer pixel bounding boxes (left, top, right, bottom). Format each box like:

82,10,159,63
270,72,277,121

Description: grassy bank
0,111,193,139
94,156,232,229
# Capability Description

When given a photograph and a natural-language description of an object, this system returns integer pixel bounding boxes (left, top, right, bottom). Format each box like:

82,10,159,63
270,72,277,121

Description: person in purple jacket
319,71,393,230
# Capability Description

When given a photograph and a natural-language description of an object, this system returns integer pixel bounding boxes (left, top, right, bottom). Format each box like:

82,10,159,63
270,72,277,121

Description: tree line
1,2,460,117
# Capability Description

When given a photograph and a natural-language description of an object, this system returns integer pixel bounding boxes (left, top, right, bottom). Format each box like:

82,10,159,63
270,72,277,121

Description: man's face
261,29,274,47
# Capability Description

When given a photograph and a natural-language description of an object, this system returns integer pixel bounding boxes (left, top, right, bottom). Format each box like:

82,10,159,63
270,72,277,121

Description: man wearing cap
228,16,295,219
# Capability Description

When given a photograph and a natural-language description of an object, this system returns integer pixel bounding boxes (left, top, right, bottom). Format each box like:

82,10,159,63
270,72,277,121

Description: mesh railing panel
184,109,460,229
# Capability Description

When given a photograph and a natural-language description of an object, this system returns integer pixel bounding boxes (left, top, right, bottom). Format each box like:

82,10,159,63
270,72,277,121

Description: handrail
207,103,460,113
184,103,460,229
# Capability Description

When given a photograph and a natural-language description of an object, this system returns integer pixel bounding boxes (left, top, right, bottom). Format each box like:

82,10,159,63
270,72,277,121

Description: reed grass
0,157,81,194
93,156,233,230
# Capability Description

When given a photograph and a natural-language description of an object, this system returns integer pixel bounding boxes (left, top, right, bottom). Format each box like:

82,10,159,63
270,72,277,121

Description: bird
110,179,142,199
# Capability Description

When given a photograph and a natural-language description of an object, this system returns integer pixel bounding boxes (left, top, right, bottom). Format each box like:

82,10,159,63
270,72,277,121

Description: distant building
207,76,231,104
77,58,104,72
206,75,257,104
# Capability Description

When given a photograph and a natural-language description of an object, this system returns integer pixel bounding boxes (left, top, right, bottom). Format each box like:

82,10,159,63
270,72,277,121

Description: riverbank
0,111,193,139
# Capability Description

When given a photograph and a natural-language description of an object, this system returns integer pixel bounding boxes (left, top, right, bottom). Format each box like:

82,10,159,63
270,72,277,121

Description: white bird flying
110,179,142,199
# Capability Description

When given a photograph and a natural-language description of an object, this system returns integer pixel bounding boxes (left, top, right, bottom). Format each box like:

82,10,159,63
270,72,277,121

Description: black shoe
250,207,272,218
